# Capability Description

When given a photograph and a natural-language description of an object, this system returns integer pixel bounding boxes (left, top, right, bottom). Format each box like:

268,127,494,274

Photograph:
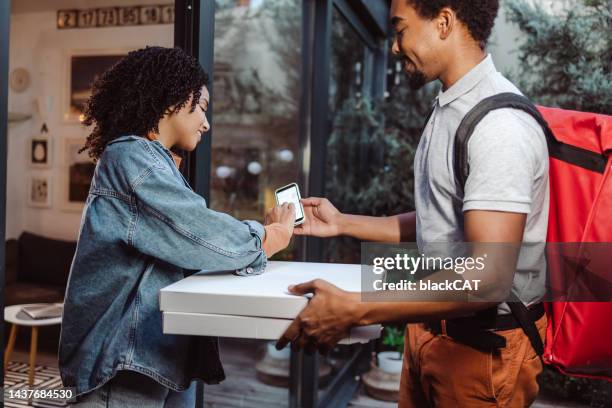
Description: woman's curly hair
80,46,208,161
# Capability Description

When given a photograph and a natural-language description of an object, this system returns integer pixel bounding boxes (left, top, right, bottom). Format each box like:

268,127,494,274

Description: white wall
488,2,524,76
7,7,172,241
489,0,576,76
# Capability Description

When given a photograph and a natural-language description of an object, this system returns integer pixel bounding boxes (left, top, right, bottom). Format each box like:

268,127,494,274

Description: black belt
426,303,545,352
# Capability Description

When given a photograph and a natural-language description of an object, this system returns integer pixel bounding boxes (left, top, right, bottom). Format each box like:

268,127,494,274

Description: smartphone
275,183,305,226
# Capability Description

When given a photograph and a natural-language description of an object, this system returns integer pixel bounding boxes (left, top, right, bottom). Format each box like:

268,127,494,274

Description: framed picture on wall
28,175,52,208
29,137,52,168
63,50,128,122
60,136,96,212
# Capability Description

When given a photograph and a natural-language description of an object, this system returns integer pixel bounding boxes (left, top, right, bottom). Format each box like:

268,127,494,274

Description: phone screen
276,185,304,221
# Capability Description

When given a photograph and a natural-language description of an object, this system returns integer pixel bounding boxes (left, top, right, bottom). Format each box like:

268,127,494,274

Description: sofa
5,231,76,306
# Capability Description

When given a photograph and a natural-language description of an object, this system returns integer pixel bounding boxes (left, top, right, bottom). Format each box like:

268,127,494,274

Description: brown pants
399,316,547,408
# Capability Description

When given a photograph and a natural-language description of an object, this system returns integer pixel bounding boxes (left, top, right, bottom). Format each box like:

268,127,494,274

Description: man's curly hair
81,46,208,161
408,0,499,47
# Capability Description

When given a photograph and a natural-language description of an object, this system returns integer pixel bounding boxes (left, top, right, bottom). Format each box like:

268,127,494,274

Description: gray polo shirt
414,55,549,311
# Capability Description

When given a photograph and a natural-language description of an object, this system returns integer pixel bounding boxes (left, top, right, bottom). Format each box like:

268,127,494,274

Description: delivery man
277,0,549,406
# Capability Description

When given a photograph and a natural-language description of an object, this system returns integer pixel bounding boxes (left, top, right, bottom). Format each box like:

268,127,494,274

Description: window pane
325,21,439,264
324,8,368,263
329,9,365,113
211,0,302,256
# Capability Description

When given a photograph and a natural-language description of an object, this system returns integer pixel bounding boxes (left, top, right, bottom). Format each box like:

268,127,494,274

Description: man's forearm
351,296,498,326
349,269,512,326
339,211,416,242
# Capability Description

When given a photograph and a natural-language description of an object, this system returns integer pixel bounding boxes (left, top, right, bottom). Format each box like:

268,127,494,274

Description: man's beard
406,70,428,90
403,58,428,90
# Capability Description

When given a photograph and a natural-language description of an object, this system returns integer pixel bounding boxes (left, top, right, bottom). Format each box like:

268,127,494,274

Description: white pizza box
159,261,366,319
162,311,381,344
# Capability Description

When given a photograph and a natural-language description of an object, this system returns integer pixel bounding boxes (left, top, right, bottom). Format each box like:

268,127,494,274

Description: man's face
390,0,444,89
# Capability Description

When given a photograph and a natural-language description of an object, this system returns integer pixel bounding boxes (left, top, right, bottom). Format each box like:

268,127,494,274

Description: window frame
0,0,11,386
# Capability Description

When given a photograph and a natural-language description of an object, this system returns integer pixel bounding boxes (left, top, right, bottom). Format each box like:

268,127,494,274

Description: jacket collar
107,135,182,168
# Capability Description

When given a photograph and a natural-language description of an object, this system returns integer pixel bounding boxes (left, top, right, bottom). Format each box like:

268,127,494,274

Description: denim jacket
59,135,267,396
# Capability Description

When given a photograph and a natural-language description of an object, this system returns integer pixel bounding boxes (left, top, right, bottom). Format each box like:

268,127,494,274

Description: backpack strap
454,93,547,357
455,93,607,188
507,295,545,359
454,92,555,190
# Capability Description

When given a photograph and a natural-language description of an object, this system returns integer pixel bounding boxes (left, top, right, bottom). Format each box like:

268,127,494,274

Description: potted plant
362,325,405,401
378,326,404,374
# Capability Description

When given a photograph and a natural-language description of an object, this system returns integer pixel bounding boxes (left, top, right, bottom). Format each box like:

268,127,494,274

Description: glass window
324,8,370,263
211,0,302,262
329,8,366,113
325,26,438,264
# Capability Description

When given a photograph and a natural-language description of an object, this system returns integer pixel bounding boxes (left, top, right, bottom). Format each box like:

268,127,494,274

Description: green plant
505,0,612,114
324,84,438,263
382,325,405,356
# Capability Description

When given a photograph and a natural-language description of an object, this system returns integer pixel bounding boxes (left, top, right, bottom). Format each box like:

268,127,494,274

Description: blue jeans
71,370,196,407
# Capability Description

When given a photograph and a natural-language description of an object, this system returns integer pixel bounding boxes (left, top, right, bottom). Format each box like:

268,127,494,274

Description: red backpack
454,93,612,381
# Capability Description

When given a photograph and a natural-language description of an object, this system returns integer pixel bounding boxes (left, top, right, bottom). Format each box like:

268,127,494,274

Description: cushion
5,239,18,285
5,282,64,306
18,232,76,287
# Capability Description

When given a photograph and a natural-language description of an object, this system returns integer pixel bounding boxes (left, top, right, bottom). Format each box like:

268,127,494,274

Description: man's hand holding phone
295,197,410,243
293,197,344,238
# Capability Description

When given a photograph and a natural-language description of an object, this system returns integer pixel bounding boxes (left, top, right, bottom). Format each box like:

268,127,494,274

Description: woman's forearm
262,223,291,257
339,211,416,243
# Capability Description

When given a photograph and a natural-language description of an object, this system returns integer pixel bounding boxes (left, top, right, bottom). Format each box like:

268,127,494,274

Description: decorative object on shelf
7,112,32,123
60,136,95,212
64,51,127,122
36,96,54,124
29,137,52,169
9,67,31,93
57,5,174,29
27,175,52,208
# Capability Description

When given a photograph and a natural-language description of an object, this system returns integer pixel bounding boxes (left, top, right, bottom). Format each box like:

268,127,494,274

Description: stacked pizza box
160,261,381,344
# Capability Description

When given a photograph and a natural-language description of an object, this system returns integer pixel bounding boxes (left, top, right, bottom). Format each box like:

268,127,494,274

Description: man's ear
436,7,455,40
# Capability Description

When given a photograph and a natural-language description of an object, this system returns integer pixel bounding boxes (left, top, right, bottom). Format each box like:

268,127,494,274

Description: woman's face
167,85,210,151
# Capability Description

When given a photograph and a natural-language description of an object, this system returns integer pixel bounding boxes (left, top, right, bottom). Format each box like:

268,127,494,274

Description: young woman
59,46,295,407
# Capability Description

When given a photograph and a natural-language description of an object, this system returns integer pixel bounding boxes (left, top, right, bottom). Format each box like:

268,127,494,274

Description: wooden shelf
8,112,32,123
